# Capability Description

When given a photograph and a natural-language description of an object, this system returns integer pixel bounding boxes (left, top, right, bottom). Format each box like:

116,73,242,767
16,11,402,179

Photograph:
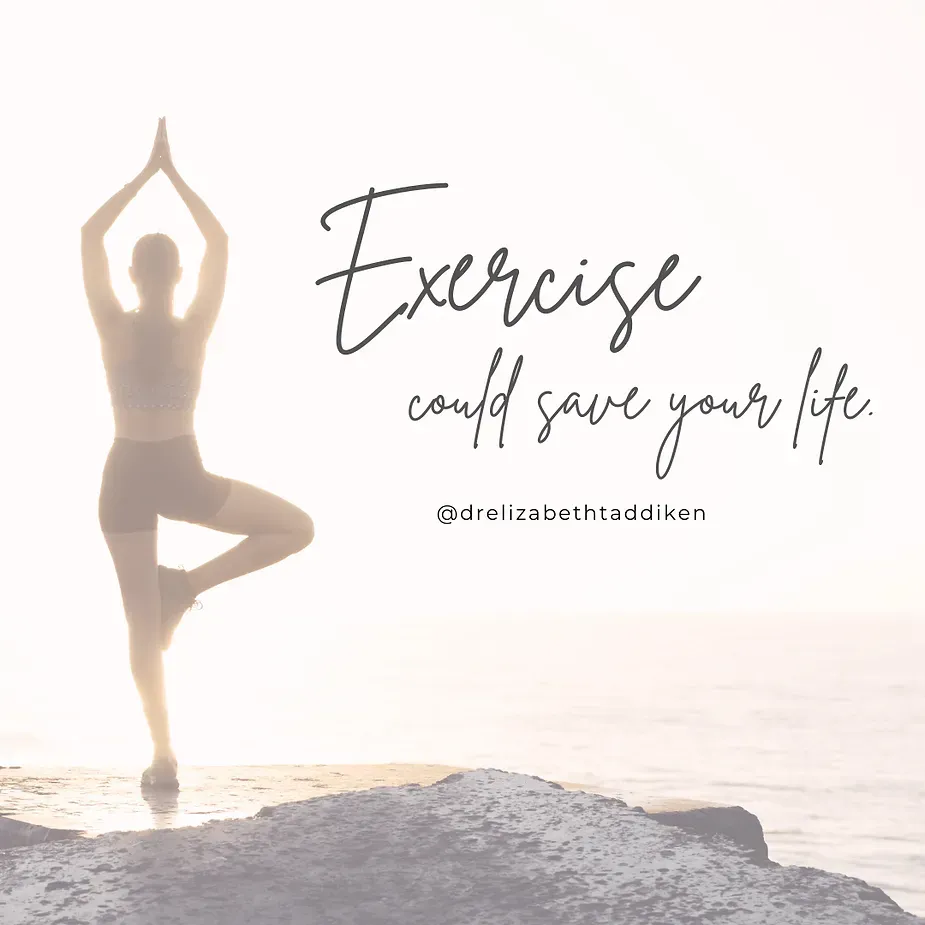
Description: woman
82,118,314,790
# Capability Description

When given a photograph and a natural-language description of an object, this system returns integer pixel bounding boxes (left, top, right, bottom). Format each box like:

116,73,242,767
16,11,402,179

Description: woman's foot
140,754,179,791
158,566,200,650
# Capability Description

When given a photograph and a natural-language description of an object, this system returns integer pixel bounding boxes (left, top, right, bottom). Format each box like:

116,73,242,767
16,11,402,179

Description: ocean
2,613,922,916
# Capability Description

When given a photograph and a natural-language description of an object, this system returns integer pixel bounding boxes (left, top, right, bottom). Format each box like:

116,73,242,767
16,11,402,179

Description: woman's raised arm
160,121,229,338
81,119,165,332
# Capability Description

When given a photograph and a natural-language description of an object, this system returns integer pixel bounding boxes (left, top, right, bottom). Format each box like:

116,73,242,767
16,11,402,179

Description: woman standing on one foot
83,118,314,791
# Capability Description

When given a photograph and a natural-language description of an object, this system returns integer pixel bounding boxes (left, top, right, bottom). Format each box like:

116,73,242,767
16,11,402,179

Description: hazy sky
1,0,922,763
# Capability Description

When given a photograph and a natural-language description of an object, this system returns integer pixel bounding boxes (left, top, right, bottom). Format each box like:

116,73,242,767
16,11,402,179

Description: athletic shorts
99,435,232,533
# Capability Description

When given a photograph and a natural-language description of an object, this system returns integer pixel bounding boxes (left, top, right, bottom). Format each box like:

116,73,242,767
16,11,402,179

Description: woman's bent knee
292,512,314,551
293,514,315,551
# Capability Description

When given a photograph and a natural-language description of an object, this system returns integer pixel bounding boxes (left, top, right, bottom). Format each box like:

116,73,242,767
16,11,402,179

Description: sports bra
108,362,202,411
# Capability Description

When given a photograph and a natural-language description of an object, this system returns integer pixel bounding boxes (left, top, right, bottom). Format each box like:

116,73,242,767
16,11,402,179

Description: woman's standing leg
103,529,174,762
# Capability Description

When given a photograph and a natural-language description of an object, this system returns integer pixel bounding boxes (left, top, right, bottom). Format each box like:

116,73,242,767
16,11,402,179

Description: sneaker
141,755,179,791
158,566,201,650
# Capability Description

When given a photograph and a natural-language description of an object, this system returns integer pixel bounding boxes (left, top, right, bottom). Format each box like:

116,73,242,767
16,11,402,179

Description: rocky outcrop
644,803,771,866
0,815,83,850
0,769,919,924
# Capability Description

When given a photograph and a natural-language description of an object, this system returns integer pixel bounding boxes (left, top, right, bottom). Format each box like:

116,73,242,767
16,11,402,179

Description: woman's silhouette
82,119,313,790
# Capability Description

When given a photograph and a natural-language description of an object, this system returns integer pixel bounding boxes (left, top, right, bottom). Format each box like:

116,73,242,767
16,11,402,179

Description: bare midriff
112,407,196,441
